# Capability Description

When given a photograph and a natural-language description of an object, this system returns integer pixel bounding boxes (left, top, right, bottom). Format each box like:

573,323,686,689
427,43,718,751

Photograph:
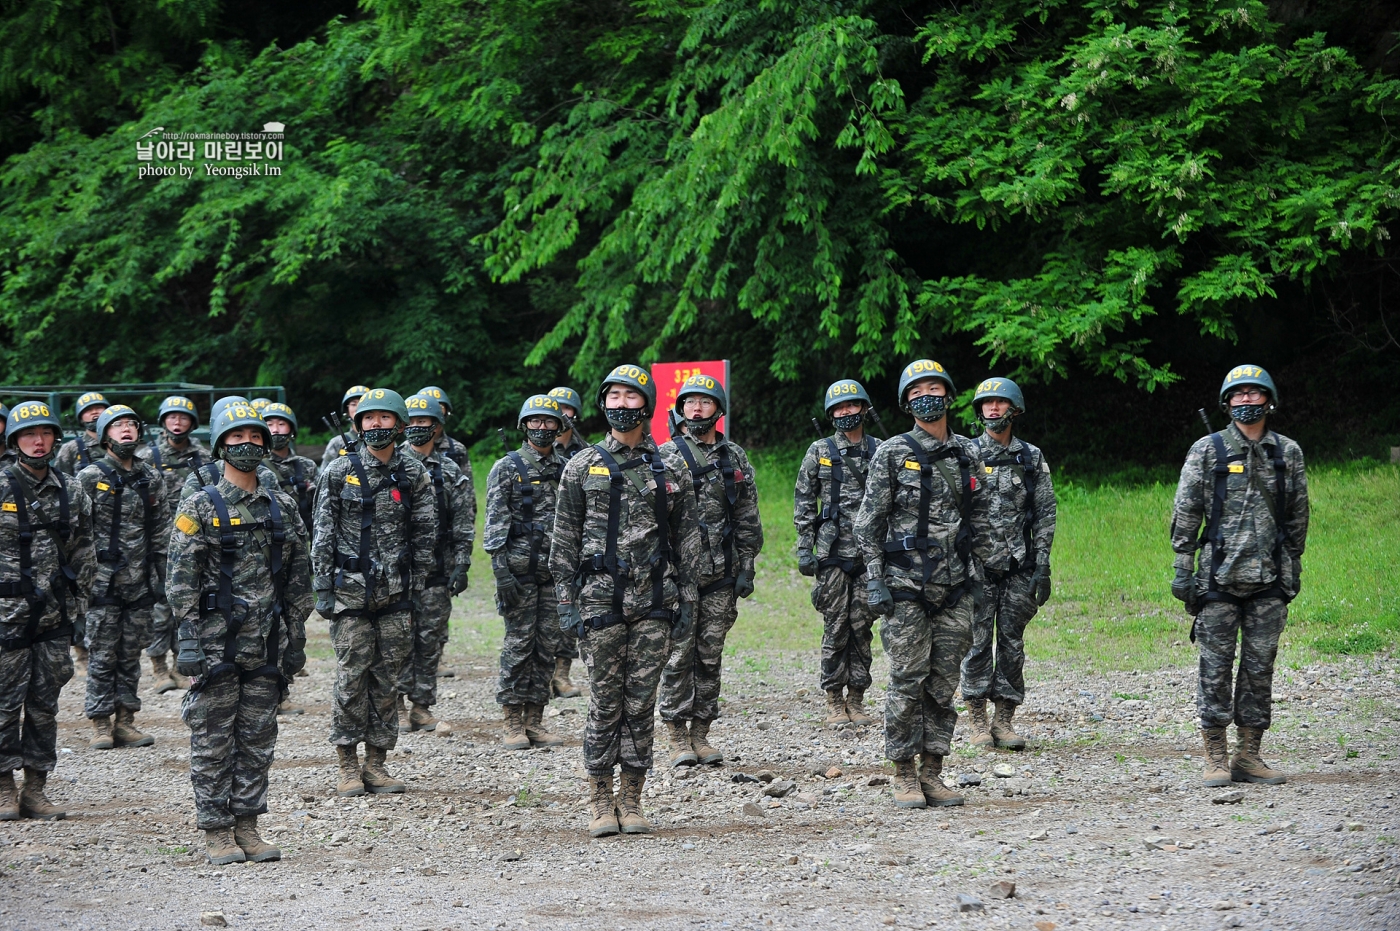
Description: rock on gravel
957,894,985,913
988,880,1016,899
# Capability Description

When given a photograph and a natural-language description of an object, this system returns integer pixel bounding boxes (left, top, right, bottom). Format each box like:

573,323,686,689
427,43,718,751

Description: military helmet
209,396,249,425
0,402,9,434
95,405,144,444
261,401,298,433
518,394,564,430
74,391,108,421
897,359,956,407
342,384,370,412
675,373,728,416
823,379,872,414
972,377,1025,415
158,395,200,428
5,401,62,448
353,388,410,429
405,392,446,423
596,363,657,414
249,398,272,412
1218,364,1278,411
210,401,271,449
547,386,583,415
417,385,452,414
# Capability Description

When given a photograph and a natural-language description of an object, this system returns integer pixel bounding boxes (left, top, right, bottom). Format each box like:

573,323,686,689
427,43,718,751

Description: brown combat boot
551,657,582,698
823,691,850,727
1201,726,1232,787
336,744,365,797
524,704,564,748
88,715,115,751
204,827,246,865
396,693,410,733
588,772,619,838
277,699,305,716
964,698,994,749
892,758,927,809
1231,726,1286,785
501,705,531,750
666,720,697,767
113,707,154,748
437,659,456,679
362,745,406,794
919,751,965,807
990,700,1026,750
234,814,282,862
690,719,723,765
846,689,876,726
617,768,652,834
19,768,64,820
0,771,19,821
409,702,439,732
149,653,178,694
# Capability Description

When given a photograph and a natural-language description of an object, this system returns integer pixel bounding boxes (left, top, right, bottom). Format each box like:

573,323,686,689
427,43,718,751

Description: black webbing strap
578,445,673,634
424,454,456,587
288,458,315,529
674,437,739,595
505,450,547,582
332,453,414,613
814,436,877,573
1198,431,1291,609
882,433,973,586
982,445,1039,569
75,434,92,470
1,466,76,650
89,460,159,609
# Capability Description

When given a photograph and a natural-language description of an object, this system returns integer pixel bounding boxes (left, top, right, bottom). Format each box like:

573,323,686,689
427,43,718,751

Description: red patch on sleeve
969,476,978,492
391,488,402,503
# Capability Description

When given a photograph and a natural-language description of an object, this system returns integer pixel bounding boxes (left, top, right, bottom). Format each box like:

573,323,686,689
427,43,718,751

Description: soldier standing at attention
485,395,567,750
320,385,368,472
959,378,1056,751
415,386,472,680
1171,365,1307,788
794,379,881,727
0,401,95,820
76,405,169,750
313,389,436,798
545,385,587,698
170,403,312,863
54,391,109,477
550,365,700,837
658,374,762,767
854,359,991,810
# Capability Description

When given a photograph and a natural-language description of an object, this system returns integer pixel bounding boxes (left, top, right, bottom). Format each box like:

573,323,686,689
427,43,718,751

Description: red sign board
650,360,730,446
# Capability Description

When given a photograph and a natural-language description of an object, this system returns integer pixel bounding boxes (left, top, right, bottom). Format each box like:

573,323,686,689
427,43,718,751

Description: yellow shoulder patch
345,474,361,486
95,481,111,492
338,448,347,456
1,501,16,513
175,514,200,535
818,457,832,467
904,459,921,470
984,466,994,474
1228,463,1245,473
588,466,610,476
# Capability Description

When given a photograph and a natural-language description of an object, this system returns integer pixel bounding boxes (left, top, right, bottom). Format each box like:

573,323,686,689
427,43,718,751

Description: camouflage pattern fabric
179,461,280,503
657,433,763,582
54,433,100,477
329,609,412,749
975,432,1056,573
433,433,473,476
181,673,281,829
496,579,567,706
265,451,319,519
659,586,736,722
138,433,213,657
959,568,1036,704
794,432,879,567
549,429,585,660
320,432,358,473
811,564,875,692
880,592,974,759
579,617,670,774
0,641,74,774
401,585,451,707
1194,596,1288,729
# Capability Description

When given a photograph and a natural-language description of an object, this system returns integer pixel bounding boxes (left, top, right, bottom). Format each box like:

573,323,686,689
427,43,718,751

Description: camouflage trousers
146,598,177,657
85,601,152,718
329,606,412,750
0,639,73,773
660,584,737,722
181,672,280,830
812,564,875,693
399,586,451,707
555,626,579,660
880,586,973,761
581,616,669,775
497,578,566,707
960,568,1037,705
1196,595,1287,730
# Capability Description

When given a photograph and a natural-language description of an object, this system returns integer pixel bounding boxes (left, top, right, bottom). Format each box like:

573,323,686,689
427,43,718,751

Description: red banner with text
650,360,730,446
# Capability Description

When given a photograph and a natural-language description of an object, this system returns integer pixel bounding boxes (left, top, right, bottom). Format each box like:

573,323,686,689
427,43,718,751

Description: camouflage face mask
269,433,292,451
526,427,560,447
981,414,1013,434
604,407,647,431
403,425,436,447
1229,403,1267,425
362,427,399,450
832,412,864,432
222,442,266,473
686,414,719,435
908,394,947,423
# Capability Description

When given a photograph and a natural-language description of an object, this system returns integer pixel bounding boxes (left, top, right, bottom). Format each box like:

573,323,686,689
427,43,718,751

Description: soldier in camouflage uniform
397,393,473,733
959,378,1056,751
546,386,587,698
54,391,108,477
658,374,762,767
1,401,95,820
0,403,12,470
486,395,567,750
1171,365,1308,788
854,359,991,810
312,388,436,797
170,403,312,864
795,379,882,728
550,364,701,837
76,406,170,750
413,386,474,679
320,385,368,472
139,395,212,692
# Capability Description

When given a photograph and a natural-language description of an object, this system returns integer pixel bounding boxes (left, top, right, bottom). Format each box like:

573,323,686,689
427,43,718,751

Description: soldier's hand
314,588,335,619
734,569,756,599
1030,563,1052,606
557,602,582,634
1170,567,1198,614
672,601,696,639
153,559,168,598
449,564,469,595
866,578,895,617
176,637,207,679
283,637,307,677
494,565,523,608
797,552,817,577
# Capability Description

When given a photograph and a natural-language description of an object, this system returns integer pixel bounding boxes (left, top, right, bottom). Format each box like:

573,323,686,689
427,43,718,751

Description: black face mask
17,448,56,468
403,425,436,448
526,427,560,448
686,414,719,435
223,442,266,473
1230,403,1267,425
908,394,947,423
832,412,864,432
270,434,292,451
362,427,399,450
981,414,1013,434
604,407,647,432
106,440,140,461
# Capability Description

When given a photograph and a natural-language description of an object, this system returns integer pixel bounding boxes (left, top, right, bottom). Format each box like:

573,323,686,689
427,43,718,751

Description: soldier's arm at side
732,448,763,571
1170,439,1211,570
852,445,894,579
150,466,173,564
447,467,474,568
966,441,993,573
166,497,210,641
792,443,820,556
280,496,314,641
458,458,477,541
481,459,513,559
309,462,337,589
1032,450,1057,564
548,457,587,605
670,460,702,605
408,465,439,585
70,484,97,599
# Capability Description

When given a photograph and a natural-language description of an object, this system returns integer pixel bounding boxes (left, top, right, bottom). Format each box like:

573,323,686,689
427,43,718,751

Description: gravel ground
2,624,1396,931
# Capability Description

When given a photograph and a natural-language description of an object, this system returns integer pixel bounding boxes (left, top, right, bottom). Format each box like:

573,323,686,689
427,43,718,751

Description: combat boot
437,660,456,679
846,689,876,726
991,699,1027,750
204,827,246,865
1231,726,1286,785
0,771,18,821
336,744,365,797
113,707,154,747
397,692,411,733
277,699,305,716
964,698,994,749
1200,726,1232,787
918,752,965,807
823,691,849,727
409,702,439,732
73,644,89,674
524,704,564,748
501,705,531,750
19,768,64,820
892,758,927,809
234,815,282,862
690,719,723,765
149,653,178,694
666,720,697,767
551,657,582,698
88,715,115,751
362,745,406,794
617,768,652,834
588,773,619,838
